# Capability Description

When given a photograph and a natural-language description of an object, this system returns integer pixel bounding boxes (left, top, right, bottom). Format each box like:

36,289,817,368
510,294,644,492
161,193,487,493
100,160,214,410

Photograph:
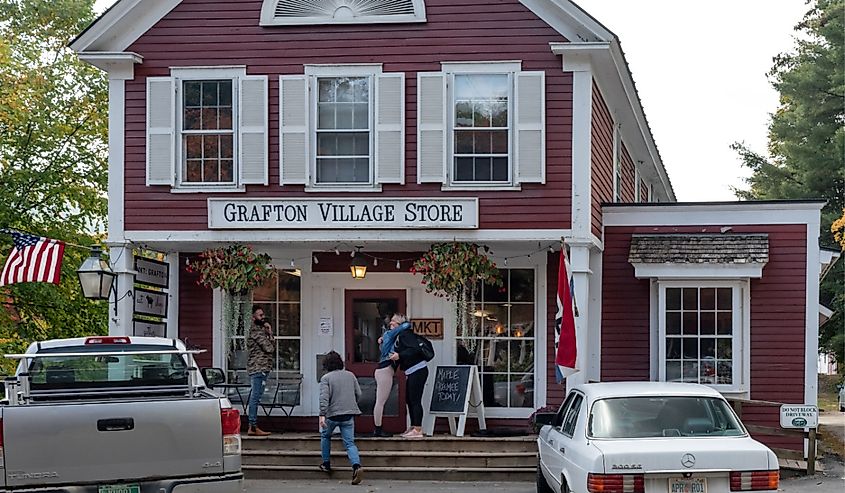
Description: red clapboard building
72,0,831,456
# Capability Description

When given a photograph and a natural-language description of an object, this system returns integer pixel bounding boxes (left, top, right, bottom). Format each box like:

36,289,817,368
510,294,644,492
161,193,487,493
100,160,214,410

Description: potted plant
411,242,502,354
186,244,274,338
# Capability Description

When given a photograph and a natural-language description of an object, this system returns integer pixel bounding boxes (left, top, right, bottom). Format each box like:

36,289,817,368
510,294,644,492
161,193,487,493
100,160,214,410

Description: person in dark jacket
246,305,274,436
389,329,429,438
319,351,364,485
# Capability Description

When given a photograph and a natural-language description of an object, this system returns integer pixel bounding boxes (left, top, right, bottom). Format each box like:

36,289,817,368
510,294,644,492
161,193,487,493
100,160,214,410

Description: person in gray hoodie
318,351,363,485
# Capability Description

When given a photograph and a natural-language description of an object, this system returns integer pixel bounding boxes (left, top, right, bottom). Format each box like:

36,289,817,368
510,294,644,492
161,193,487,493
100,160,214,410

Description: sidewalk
243,479,534,492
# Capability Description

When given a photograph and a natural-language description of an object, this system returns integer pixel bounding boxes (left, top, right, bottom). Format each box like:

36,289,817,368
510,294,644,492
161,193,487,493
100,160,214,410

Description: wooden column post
807,428,816,475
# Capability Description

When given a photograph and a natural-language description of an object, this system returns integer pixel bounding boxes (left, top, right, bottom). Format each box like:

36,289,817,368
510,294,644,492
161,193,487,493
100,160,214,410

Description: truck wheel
536,459,554,493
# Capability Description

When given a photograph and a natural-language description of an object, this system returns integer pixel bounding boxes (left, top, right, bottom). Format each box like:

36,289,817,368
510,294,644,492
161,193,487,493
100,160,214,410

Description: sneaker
372,427,393,438
403,429,424,439
319,462,332,474
351,465,363,485
247,426,271,437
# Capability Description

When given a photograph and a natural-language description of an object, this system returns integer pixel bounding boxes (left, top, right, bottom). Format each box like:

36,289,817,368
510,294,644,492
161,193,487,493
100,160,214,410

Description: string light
313,255,319,264
396,260,401,270
373,257,378,266
290,259,295,268
335,248,340,256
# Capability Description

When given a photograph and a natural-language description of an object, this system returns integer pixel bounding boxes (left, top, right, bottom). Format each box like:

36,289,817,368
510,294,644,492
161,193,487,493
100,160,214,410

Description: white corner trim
805,220,821,406
820,249,841,280
632,263,766,280
304,64,384,76
71,0,181,53
107,78,126,243
78,52,143,79
570,69,593,240
819,304,834,319
519,0,610,43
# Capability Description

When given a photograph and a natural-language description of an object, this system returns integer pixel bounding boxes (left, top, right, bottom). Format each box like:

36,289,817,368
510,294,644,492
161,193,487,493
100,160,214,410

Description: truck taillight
730,470,779,491
588,474,645,493
85,336,130,345
221,408,241,456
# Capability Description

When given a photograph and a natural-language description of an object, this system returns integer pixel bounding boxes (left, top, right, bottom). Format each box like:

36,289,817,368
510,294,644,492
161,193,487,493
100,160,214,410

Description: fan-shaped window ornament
260,0,426,26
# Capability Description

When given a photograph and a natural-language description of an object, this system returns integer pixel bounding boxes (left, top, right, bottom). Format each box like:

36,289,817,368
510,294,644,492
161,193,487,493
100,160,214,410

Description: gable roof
72,0,674,201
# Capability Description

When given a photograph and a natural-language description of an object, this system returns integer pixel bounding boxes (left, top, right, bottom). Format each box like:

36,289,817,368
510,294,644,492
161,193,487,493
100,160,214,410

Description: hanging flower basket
186,244,274,338
411,242,502,354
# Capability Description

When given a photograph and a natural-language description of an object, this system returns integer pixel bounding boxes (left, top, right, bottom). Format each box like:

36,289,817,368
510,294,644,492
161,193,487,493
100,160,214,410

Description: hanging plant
411,242,502,354
186,244,275,338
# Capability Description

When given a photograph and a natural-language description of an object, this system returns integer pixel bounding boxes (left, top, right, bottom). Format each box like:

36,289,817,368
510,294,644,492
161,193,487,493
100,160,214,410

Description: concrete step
243,434,538,453
243,449,538,468
243,465,536,482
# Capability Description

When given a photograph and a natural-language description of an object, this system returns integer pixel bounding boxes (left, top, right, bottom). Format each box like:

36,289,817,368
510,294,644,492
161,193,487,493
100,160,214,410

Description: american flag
554,245,578,383
0,231,65,286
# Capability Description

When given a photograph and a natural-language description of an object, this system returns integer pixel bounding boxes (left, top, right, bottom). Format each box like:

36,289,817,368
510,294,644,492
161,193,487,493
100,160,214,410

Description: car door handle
559,447,566,454
97,417,134,432
549,439,555,446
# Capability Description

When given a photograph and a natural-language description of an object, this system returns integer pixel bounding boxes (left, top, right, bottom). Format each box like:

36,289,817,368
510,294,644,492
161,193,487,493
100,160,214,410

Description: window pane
335,103,354,129
701,338,715,358
509,339,534,373
202,81,218,105
277,339,300,371
335,79,354,103
491,101,508,127
203,159,218,182
717,338,732,359
666,338,681,359
353,103,369,129
201,107,218,130
492,157,508,181
682,337,698,359
318,103,336,129
682,361,699,383
510,269,534,302
253,276,276,301
701,360,716,384
454,74,508,100
473,102,491,127
220,160,233,182
203,135,219,158
666,288,681,310
700,312,715,335
185,135,202,159
219,81,232,106
474,131,492,154
278,271,301,301
184,108,201,130
488,374,508,407
717,312,732,335
474,157,492,181
185,161,202,182
491,130,508,153
717,361,732,384
483,276,508,302
276,304,300,336
682,288,698,310
316,158,337,182
512,373,533,408
455,157,473,181
700,288,716,310
318,79,334,101
221,135,233,159
318,133,369,157
353,158,370,182
682,312,698,335
455,130,473,153
456,101,473,127
666,361,681,381
510,305,534,338
666,312,681,335
717,288,732,309
184,82,201,107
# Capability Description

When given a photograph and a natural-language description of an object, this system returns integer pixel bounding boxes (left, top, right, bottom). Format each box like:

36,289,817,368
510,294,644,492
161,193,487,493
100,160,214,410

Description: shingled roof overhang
628,234,769,279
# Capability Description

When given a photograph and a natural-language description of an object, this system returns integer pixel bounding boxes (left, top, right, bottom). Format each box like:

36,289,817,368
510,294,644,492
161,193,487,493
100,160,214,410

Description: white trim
570,69,593,240
124,229,572,244
304,64,383,76
819,304,834,319
107,78,126,242
634,165,641,202
649,279,659,381
805,221,821,407
588,248,603,382
170,66,247,79
170,186,245,194
440,61,523,73
259,0,426,26
166,253,180,339
612,124,621,202
77,52,142,79
212,288,224,369
603,203,824,227
632,263,766,280
70,0,181,53
536,254,549,410
820,249,840,280
440,184,522,192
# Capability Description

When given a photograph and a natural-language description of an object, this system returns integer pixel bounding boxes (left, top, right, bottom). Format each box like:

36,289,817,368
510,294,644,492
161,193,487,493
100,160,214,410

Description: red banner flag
0,231,65,286
554,247,577,379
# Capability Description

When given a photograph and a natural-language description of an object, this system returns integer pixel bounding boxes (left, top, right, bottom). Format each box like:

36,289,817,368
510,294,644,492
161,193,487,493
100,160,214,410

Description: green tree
732,0,844,370
0,0,109,371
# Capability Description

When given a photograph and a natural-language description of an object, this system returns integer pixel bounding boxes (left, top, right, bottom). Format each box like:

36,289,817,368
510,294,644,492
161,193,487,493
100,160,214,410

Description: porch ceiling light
350,246,368,279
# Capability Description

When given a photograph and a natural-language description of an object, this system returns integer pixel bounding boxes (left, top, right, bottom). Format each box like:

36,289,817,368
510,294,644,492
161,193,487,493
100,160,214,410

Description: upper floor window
316,77,372,184
146,67,268,191
418,62,545,189
453,74,510,183
280,64,404,189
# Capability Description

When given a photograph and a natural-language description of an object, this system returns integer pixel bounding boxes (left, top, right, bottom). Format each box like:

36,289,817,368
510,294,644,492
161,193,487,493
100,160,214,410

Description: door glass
352,299,398,364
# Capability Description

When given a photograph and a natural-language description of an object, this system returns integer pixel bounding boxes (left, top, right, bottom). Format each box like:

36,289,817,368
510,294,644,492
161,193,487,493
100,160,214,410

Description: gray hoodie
319,369,362,419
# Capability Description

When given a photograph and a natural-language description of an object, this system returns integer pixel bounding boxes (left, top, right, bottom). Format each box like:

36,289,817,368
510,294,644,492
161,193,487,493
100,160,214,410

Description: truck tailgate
2,397,224,488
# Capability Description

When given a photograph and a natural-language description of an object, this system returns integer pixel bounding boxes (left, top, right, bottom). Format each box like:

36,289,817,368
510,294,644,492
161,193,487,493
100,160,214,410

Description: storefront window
227,270,301,382
461,269,535,408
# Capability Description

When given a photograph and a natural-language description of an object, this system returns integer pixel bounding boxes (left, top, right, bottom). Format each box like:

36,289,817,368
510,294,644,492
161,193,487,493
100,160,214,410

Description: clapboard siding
590,82,614,238
620,142,636,202
601,224,807,451
123,0,573,231
178,253,213,368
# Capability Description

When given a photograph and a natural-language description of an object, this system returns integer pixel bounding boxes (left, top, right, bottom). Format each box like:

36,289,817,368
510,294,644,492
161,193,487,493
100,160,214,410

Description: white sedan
536,382,779,493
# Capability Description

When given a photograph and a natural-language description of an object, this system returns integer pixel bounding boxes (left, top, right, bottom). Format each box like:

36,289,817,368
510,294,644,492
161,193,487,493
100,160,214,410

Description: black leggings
405,367,428,427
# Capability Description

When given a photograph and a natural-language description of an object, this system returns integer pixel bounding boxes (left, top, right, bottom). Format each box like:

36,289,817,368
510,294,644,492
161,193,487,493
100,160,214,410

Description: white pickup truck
0,336,243,493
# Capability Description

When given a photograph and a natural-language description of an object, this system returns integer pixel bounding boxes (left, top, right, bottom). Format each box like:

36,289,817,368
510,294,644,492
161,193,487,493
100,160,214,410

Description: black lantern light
76,245,116,300
350,246,368,280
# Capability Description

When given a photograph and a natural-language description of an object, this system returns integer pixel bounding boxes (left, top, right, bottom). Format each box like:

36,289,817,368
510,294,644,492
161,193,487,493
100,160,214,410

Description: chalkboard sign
430,365,471,413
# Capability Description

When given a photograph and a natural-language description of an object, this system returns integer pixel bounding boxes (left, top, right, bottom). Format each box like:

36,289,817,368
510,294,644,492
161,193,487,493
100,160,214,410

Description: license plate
98,485,140,493
669,477,706,493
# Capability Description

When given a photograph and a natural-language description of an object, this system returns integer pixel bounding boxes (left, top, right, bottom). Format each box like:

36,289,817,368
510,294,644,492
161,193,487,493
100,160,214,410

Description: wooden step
243,434,538,453
243,464,536,482
243,449,537,468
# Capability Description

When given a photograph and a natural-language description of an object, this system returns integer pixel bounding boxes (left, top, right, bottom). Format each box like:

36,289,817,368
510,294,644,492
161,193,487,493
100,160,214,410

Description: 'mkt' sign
412,319,443,340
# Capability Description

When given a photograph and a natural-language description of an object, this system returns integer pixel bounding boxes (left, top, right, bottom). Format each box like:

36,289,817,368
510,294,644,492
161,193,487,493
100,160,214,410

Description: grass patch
818,374,842,412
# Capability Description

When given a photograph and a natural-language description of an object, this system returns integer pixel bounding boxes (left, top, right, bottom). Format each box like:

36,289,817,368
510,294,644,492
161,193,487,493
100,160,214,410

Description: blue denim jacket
379,321,412,362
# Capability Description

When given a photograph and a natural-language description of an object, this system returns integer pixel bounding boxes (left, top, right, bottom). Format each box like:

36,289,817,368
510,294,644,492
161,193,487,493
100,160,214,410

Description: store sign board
779,404,818,428
208,198,478,229
413,318,444,340
135,257,169,288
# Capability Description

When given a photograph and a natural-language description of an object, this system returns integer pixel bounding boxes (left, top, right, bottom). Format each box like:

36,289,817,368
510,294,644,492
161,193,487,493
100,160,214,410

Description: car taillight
85,336,130,345
588,473,645,493
730,471,779,491
221,408,241,456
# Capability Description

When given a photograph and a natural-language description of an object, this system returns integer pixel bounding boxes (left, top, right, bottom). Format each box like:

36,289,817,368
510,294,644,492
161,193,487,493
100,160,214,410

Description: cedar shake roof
628,234,769,264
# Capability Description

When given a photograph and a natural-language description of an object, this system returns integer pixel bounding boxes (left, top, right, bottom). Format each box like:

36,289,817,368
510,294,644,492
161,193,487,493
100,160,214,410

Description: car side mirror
534,412,557,427
201,367,225,385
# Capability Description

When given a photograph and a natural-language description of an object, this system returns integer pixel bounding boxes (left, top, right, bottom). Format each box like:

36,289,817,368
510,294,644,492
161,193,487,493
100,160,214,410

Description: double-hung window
279,65,405,189
417,62,545,188
145,66,269,190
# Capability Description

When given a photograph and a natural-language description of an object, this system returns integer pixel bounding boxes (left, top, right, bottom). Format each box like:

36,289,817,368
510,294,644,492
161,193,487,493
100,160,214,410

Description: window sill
304,184,383,193
441,183,522,192
170,186,246,194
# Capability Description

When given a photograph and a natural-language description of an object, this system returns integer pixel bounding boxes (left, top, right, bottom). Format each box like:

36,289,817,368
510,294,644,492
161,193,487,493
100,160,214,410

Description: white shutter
416,72,447,184
514,71,546,184
146,77,175,186
239,75,269,185
375,73,405,184
279,75,309,185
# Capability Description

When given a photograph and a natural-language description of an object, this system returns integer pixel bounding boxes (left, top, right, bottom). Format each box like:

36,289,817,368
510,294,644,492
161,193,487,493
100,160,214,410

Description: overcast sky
93,0,809,201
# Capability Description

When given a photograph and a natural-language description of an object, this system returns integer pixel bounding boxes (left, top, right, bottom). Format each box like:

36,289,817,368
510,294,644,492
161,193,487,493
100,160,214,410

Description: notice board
430,365,471,413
